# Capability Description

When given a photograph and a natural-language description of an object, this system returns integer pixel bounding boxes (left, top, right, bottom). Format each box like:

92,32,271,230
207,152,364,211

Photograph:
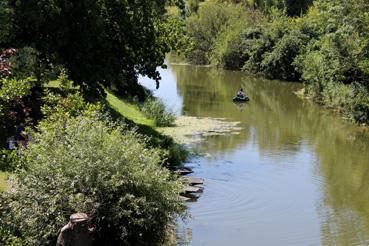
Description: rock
183,176,204,185
178,195,192,202
175,167,194,176
181,192,201,201
183,186,203,194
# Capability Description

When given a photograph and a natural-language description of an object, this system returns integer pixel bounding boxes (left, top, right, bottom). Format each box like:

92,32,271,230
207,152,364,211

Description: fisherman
237,88,246,98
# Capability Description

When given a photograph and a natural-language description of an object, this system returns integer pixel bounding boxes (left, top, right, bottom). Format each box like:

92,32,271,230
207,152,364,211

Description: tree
2,0,183,98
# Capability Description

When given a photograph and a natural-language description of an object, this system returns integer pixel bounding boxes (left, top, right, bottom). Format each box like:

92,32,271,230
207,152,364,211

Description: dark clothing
16,125,25,141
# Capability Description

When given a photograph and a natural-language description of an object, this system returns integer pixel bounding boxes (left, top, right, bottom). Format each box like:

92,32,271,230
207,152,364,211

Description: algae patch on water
158,116,242,144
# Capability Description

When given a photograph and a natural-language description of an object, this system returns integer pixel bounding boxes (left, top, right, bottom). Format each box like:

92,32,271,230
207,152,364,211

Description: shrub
0,76,41,147
350,83,369,124
185,0,200,17
141,97,175,127
0,149,18,171
241,27,273,74
0,116,185,245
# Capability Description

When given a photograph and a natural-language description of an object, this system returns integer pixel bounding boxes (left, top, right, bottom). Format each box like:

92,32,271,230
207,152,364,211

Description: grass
106,91,155,127
44,81,187,166
45,80,60,88
46,80,154,127
0,171,8,192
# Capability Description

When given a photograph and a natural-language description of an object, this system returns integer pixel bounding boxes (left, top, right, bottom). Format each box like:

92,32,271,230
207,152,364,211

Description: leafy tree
185,2,231,64
2,0,184,98
243,0,312,16
0,1,13,45
294,0,369,123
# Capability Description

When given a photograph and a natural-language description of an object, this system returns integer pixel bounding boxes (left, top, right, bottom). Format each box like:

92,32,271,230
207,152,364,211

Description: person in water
237,88,246,98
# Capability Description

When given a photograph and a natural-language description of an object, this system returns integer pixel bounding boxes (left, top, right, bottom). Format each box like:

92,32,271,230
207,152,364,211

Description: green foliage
185,1,232,64
0,76,42,147
0,1,14,45
157,16,192,57
260,30,307,80
7,47,39,80
349,83,369,124
1,0,185,97
141,97,176,127
211,5,255,69
0,77,36,102
184,0,369,124
0,149,19,172
0,116,185,245
240,9,307,80
293,0,369,124
185,0,200,16
0,226,24,246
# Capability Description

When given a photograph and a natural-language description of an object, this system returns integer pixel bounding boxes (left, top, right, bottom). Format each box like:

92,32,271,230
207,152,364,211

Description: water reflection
140,61,369,246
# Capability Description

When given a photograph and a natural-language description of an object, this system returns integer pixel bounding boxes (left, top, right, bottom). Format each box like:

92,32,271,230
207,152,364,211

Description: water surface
140,62,369,246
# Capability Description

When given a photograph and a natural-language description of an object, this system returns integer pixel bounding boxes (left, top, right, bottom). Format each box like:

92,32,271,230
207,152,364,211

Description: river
140,61,369,246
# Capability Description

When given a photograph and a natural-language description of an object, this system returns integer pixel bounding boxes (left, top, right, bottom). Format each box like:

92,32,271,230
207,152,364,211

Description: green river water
140,61,369,246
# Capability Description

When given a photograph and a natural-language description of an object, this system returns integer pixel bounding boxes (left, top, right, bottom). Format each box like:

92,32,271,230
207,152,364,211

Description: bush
0,116,185,245
185,0,200,17
350,83,369,124
0,149,18,171
141,97,175,127
261,30,307,80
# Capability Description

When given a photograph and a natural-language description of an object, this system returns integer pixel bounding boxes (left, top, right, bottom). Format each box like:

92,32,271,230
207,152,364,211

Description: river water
140,61,369,246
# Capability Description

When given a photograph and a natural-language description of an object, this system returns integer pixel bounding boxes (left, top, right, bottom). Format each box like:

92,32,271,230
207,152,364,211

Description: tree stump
56,213,94,246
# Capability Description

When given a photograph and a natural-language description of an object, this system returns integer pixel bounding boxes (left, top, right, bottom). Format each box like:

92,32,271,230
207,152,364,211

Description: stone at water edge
179,195,192,202
182,186,204,194
182,176,204,185
175,167,194,176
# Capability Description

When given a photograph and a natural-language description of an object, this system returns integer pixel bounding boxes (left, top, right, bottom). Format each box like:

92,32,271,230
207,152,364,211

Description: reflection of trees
315,124,369,245
170,63,369,244
171,64,308,155
170,64,251,154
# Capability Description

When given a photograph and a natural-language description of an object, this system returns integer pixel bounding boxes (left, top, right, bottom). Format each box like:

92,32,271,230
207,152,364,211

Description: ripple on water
184,164,321,245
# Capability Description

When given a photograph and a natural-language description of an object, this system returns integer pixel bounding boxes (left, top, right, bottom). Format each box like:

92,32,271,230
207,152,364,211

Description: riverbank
0,171,8,192
182,0,369,126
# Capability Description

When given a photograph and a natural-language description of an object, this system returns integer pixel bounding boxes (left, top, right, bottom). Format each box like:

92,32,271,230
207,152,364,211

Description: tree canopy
1,0,183,97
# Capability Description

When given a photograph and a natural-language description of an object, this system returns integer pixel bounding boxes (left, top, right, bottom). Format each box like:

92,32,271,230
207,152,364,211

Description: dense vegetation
0,0,187,98
184,0,369,125
0,1,189,245
0,110,184,245
141,97,176,126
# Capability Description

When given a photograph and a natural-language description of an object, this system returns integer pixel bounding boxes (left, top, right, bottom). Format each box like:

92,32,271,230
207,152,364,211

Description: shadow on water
141,61,369,246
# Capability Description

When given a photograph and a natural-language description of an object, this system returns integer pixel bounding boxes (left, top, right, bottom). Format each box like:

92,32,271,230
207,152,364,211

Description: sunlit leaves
0,77,36,102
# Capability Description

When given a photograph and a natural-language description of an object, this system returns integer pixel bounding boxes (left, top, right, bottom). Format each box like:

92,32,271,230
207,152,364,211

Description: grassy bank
47,81,155,127
106,91,155,127
0,171,8,192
